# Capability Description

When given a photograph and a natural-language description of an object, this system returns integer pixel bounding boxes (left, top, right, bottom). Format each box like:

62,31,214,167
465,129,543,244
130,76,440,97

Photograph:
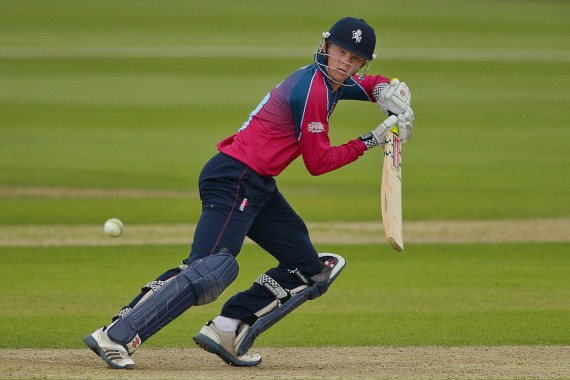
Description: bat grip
387,111,398,134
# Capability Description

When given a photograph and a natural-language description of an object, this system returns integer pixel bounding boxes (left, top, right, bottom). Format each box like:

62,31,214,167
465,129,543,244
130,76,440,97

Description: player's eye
333,47,346,56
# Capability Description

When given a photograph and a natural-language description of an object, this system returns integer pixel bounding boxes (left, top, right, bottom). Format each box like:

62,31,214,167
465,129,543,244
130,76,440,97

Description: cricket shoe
193,321,262,367
84,327,135,370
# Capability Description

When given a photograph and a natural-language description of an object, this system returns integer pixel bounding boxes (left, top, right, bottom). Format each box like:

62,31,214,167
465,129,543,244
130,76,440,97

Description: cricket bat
381,128,404,252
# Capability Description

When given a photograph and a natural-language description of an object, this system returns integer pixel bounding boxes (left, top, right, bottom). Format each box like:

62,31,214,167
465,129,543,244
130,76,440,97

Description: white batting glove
373,79,412,116
358,115,398,149
396,110,414,144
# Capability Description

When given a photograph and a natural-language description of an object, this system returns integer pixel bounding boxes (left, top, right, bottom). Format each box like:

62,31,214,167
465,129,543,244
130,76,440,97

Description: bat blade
381,130,404,252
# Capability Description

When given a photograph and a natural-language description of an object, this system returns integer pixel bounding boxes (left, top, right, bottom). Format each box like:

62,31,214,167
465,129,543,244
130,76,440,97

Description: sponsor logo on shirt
307,122,325,133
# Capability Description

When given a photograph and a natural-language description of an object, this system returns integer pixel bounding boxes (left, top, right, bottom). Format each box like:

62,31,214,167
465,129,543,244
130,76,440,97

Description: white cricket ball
104,218,124,237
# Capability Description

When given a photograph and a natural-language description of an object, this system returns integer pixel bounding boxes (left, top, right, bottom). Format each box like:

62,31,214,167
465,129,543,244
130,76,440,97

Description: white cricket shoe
193,321,262,367
84,327,135,370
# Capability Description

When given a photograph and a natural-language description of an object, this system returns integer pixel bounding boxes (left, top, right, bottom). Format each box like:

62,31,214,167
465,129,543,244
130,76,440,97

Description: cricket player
84,16,414,369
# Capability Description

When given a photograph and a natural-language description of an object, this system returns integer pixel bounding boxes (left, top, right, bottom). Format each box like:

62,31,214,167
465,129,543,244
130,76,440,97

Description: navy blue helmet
325,17,376,61
315,17,377,86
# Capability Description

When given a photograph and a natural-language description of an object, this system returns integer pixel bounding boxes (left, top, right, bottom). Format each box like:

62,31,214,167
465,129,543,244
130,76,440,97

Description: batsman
84,16,414,369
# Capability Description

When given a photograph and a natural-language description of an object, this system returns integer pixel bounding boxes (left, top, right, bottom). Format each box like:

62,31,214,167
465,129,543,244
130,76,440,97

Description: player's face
325,43,367,83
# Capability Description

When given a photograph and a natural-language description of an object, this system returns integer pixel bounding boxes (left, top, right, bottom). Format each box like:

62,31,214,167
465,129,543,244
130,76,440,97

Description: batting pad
236,253,345,356
107,253,238,353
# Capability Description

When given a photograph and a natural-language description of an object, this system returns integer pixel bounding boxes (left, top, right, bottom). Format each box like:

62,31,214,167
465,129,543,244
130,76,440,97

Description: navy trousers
181,153,322,324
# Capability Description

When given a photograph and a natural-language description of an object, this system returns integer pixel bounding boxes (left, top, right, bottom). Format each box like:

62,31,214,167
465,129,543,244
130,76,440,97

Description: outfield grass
0,0,569,351
1,243,569,348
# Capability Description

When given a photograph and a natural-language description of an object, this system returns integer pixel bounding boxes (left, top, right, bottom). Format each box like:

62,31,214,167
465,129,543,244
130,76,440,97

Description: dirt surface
2,186,569,246
2,346,570,379
2,218,570,247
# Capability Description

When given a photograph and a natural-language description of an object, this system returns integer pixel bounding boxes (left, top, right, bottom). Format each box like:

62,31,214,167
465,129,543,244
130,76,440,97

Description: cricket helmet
315,17,377,86
326,17,376,61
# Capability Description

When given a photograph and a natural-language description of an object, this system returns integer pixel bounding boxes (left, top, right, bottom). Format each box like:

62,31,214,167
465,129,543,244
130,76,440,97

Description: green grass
1,57,569,222
1,243,569,348
0,0,569,351
1,1,570,224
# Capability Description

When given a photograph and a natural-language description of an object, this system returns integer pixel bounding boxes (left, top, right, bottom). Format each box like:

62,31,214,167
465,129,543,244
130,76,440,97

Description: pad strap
287,268,311,285
143,280,165,292
254,274,290,304
113,264,190,321
236,253,346,356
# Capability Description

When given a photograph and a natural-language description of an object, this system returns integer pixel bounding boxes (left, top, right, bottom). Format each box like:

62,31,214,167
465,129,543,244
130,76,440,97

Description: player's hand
358,115,398,149
396,110,414,144
374,79,412,116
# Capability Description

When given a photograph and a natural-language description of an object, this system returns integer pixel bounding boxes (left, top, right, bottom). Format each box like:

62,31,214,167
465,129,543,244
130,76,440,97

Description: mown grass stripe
1,47,569,62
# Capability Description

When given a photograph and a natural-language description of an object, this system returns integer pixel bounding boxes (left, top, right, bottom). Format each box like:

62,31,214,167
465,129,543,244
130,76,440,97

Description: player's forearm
301,139,366,176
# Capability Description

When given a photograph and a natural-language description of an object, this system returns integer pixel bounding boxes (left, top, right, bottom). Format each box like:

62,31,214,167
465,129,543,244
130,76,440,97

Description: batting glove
374,79,412,116
396,110,414,144
359,115,398,149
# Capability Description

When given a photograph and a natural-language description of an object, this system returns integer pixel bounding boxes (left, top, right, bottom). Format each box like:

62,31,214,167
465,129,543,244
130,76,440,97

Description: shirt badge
307,122,325,133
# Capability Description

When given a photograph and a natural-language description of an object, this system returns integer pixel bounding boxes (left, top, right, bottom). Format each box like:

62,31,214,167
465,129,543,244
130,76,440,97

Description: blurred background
1,0,569,225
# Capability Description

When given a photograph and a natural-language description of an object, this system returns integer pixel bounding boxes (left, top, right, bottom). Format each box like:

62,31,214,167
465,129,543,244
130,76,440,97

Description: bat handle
387,111,399,134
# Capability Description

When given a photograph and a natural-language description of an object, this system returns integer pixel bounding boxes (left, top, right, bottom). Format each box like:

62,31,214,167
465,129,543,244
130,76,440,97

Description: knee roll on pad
236,253,345,356
107,253,238,352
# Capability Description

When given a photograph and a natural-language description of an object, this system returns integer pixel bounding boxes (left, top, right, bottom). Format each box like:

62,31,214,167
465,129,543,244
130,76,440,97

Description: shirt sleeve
340,74,391,102
293,74,368,176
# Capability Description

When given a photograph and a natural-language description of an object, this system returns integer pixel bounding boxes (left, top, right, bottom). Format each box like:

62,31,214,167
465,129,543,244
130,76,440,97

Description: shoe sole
193,333,261,367
84,335,135,370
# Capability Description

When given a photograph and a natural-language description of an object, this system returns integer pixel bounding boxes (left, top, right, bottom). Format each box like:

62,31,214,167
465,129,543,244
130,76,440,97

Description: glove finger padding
372,115,398,146
396,110,414,144
375,79,412,115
